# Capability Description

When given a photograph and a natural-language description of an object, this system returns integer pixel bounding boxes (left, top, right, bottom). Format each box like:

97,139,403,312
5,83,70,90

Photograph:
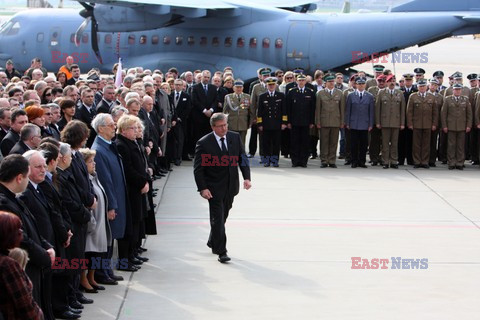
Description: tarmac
81,156,480,320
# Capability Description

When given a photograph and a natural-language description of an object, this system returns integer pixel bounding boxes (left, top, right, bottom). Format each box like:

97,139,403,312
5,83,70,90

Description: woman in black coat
115,115,150,270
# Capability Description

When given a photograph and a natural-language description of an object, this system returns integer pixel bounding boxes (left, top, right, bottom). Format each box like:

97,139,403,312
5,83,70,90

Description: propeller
75,2,103,64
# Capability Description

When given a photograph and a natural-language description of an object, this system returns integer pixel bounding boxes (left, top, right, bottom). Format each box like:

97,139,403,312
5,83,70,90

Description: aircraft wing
79,0,317,10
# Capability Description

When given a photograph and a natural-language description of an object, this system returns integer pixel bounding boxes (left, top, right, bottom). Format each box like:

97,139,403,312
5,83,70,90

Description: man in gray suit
345,77,375,168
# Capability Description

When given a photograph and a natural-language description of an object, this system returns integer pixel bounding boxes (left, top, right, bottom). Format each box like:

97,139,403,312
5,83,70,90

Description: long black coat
0,129,19,156
0,183,52,304
55,168,91,260
115,134,149,223
69,151,95,208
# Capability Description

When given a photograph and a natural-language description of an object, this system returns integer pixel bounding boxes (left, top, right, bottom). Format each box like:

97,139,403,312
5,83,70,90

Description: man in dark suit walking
194,113,251,263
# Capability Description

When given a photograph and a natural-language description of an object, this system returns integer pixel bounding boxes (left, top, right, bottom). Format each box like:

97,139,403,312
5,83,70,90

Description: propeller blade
74,16,90,47
91,17,103,64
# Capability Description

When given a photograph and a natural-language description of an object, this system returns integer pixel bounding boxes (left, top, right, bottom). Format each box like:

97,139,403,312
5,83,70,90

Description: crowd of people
0,55,478,319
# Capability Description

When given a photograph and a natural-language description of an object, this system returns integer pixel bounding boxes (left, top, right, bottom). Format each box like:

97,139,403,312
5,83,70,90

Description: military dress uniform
441,92,473,169
428,88,443,166
469,85,480,163
406,90,438,167
316,87,345,166
286,83,316,167
248,69,271,156
223,92,251,145
257,89,287,166
399,83,418,165
375,87,406,167
367,84,384,165
342,87,355,164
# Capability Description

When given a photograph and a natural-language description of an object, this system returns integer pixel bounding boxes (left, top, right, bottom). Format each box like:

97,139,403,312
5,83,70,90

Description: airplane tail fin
391,0,480,12
341,1,350,14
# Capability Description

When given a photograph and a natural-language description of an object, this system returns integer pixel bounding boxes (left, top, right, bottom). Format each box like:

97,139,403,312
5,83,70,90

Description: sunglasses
285,77,293,80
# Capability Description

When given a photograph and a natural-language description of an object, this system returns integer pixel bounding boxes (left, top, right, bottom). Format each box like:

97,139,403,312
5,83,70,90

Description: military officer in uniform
315,73,345,168
257,77,287,167
249,68,271,157
444,72,470,98
433,71,448,93
375,74,406,169
343,74,357,165
367,74,387,165
366,64,385,90
467,73,479,164
441,83,472,170
345,76,375,168
223,79,251,145
407,79,438,168
427,78,444,167
286,74,316,167
399,73,417,165
414,67,426,83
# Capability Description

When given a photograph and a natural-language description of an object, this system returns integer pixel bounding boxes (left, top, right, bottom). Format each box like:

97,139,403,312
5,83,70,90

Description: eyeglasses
44,112,52,116
285,77,293,80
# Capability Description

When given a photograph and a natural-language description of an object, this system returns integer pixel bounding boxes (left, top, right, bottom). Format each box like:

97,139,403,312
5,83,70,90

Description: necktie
204,85,208,94
220,137,227,154
175,92,179,104
359,93,363,100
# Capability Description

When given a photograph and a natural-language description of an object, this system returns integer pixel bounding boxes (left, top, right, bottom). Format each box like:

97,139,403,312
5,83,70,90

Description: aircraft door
286,22,313,70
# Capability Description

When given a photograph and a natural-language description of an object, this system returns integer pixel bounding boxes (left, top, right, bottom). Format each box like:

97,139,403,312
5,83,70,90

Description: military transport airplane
0,0,478,79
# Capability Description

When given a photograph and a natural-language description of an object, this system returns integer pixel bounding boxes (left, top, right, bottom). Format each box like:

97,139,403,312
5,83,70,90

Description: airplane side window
51,32,59,46
140,35,147,44
262,38,270,48
37,33,44,43
188,36,194,46
105,34,112,44
176,36,183,45
163,36,171,45
152,35,159,45
249,37,257,48
82,33,88,44
212,37,219,47
275,38,283,49
225,37,232,47
237,37,245,48
200,37,207,46
128,35,135,45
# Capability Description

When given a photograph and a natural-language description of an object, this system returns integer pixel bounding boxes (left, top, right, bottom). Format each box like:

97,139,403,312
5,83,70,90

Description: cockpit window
0,20,20,36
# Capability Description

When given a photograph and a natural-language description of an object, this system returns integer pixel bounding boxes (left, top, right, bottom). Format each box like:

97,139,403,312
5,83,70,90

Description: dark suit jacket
96,99,114,114
345,91,375,130
75,104,97,147
9,140,30,155
0,129,20,156
191,83,218,122
0,128,8,141
216,87,229,113
194,131,250,198
170,91,191,123
0,183,52,303
48,124,61,141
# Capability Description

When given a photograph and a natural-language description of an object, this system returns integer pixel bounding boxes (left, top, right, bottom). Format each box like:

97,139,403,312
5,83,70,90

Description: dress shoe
442,160,448,164
273,164,279,167
300,164,307,168
77,296,94,304
310,155,317,159
390,164,398,169
422,164,429,169
383,164,389,169
359,164,367,168
109,274,124,281
91,284,105,291
135,255,149,262
344,161,352,165
68,307,82,314
413,164,420,168
351,163,357,168
320,163,328,168
96,277,118,285
174,160,181,166
129,258,143,265
80,284,98,294
159,169,168,174
247,153,254,158
264,163,270,167
55,310,80,319
292,164,298,167
329,164,337,168
456,166,464,170
338,155,345,159
69,301,84,309
138,246,147,252
448,166,455,170
371,162,378,166
218,253,231,263
429,163,436,167
118,264,138,272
